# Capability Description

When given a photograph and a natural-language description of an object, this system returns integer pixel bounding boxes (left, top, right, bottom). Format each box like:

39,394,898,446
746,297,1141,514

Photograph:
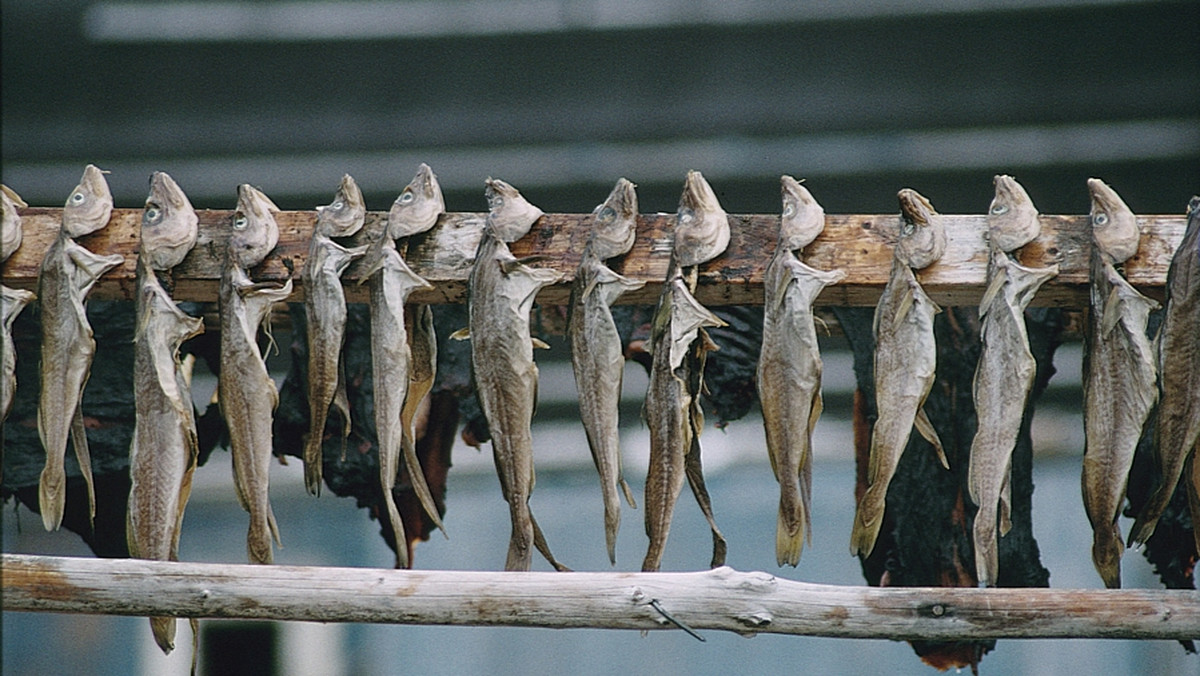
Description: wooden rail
3,554,1197,641
2,207,1187,307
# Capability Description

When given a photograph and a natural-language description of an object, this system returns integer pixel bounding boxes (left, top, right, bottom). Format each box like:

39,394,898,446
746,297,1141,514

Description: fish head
387,163,445,239
484,177,543,242
1087,178,1140,264
779,175,825,251
673,170,730,268
230,184,281,268
896,188,945,270
987,174,1040,253
140,172,199,270
61,164,114,238
315,174,367,238
588,177,639,260
1,184,26,261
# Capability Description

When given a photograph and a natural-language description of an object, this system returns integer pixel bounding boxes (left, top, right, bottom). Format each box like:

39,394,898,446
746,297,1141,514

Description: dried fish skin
1,285,35,424
1,184,27,262
1082,250,1158,588
1087,178,1140,264
220,186,292,564
673,171,730,268
302,176,368,496
37,166,123,532
140,172,198,271
484,177,543,243
779,175,825,251
387,163,445,240
987,175,1040,253
895,188,945,270
467,232,564,571
1130,196,1200,546
968,247,1057,587
849,258,943,559
569,178,644,564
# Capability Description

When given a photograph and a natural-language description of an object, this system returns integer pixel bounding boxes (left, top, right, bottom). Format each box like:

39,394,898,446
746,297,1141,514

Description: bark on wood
3,554,1197,641
2,208,1186,307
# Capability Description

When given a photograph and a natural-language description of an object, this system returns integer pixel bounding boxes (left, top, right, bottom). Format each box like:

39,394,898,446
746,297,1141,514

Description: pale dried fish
37,164,124,531
1,184,27,262
758,178,844,566
2,185,34,434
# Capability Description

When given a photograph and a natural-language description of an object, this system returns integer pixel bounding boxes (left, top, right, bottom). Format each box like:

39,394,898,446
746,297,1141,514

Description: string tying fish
648,598,705,642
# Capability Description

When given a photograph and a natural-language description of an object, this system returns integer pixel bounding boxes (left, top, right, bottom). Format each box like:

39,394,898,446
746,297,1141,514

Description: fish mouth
898,188,935,225
1086,177,1122,216
680,170,718,212
78,164,111,200
606,177,637,214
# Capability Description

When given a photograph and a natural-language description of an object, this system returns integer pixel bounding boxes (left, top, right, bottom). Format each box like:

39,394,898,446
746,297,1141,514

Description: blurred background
3,1,1199,675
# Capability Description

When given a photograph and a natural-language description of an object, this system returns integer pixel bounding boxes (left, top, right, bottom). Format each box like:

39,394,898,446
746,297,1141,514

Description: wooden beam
1,207,1186,307
3,554,1198,641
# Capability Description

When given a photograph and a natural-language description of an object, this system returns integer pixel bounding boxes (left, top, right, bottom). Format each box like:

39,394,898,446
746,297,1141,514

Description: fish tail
401,432,445,534
504,498,534,571
775,502,806,567
149,616,177,655
302,433,324,497
684,435,727,569
619,476,637,509
246,508,277,564
1091,522,1124,589
37,467,65,531
1128,487,1170,546
848,487,884,558
602,485,621,566
382,487,410,569
70,406,97,528
972,508,999,587
532,513,571,572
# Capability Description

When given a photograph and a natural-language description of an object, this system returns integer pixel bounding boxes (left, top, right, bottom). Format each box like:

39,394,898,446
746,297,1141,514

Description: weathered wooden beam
3,554,1197,641
1,207,1186,307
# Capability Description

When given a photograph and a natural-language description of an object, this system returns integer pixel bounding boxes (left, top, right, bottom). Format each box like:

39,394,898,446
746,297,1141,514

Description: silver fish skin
968,247,1058,587
1082,249,1157,588
484,177,543,243
1130,196,1200,547
569,178,644,564
302,175,368,496
2,184,27,262
849,258,945,558
141,172,198,271
467,232,565,571
759,182,845,566
674,171,730,268
988,175,1040,253
37,166,123,532
220,186,292,564
641,276,726,572
1087,178,1141,264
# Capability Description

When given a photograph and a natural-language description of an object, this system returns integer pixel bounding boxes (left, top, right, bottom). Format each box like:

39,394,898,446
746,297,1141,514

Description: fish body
2,184,27,262
302,175,368,495
1082,250,1157,588
37,165,123,531
758,180,844,566
968,247,1057,587
2,185,33,431
1130,196,1200,546
569,178,643,564
220,185,292,564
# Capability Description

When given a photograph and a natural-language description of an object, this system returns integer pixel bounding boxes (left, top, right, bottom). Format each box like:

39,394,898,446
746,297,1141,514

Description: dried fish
968,179,1057,587
1129,195,1200,547
849,188,947,559
2,185,34,435
1,184,27,262
642,170,730,572
219,184,293,564
460,178,567,571
758,177,844,566
568,177,644,564
364,164,445,568
302,174,368,495
37,165,124,532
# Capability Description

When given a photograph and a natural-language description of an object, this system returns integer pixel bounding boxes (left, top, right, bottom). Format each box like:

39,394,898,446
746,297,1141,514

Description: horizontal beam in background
2,207,1185,307
4,554,1197,640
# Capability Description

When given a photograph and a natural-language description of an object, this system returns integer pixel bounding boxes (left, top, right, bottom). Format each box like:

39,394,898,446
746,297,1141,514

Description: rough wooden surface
1,207,1186,307
3,554,1198,640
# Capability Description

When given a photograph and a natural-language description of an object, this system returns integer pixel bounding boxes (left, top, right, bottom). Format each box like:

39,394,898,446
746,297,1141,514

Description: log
3,554,1198,641
1,207,1186,307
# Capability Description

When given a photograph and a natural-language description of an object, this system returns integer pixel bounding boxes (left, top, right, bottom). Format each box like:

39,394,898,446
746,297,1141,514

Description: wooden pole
3,554,1197,641
1,207,1186,307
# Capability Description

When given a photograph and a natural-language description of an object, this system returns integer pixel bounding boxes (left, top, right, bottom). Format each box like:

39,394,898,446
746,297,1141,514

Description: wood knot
736,610,773,628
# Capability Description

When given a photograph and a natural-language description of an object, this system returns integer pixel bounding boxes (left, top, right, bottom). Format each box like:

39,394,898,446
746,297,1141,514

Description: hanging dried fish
849,188,947,559
568,177,644,565
1081,178,1158,588
1,184,26,262
126,171,203,657
758,176,845,567
642,170,729,573
2,185,34,434
302,174,368,495
456,177,567,571
1130,195,1200,548
968,177,1058,588
364,164,446,568
219,184,293,564
37,164,124,531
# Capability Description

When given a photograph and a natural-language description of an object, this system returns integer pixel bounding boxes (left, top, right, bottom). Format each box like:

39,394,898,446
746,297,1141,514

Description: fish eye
990,203,1008,215
597,206,616,223
144,207,160,222
679,207,694,223
331,200,344,210
1093,212,1109,226
491,196,504,209
398,191,414,205
70,192,85,204
901,222,915,236
233,215,248,230
782,202,796,218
